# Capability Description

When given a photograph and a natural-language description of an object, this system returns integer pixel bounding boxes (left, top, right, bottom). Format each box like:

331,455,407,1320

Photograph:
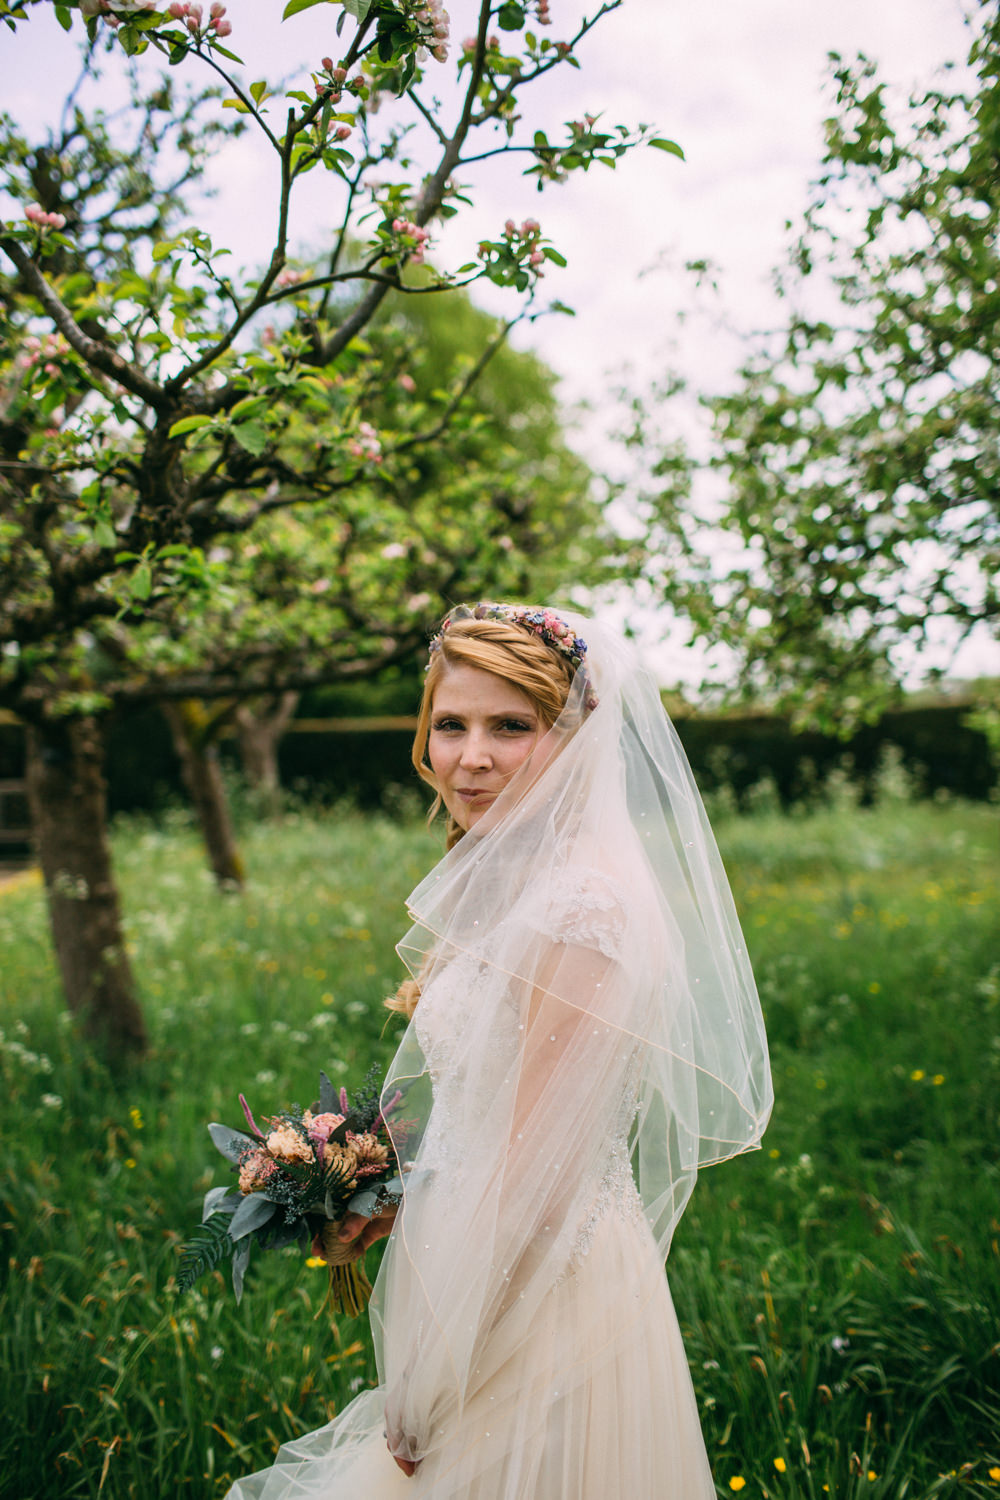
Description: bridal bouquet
177,1067,403,1315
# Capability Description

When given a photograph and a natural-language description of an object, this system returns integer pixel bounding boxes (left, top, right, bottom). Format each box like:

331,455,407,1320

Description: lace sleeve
542,868,629,962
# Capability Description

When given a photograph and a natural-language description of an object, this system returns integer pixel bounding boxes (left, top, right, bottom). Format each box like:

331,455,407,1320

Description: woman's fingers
392,1454,417,1477
336,1211,376,1242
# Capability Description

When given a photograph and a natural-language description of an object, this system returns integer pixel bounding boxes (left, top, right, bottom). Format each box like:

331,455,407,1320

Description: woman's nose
459,730,492,769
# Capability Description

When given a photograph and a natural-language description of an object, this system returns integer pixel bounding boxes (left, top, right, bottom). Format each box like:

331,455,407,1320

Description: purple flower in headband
428,602,598,711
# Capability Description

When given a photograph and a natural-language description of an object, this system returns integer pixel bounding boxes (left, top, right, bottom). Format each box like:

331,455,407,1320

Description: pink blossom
333,66,347,82
397,374,416,393
307,1110,345,1146
168,0,187,15
504,218,516,236
529,249,544,266
210,0,225,15
310,578,332,595
212,16,231,34
321,55,333,70
334,125,352,141
521,217,540,236
381,541,409,559
185,15,199,32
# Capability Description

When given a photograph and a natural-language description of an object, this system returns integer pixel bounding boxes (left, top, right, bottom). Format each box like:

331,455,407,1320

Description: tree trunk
162,700,245,890
234,691,299,819
24,716,147,1062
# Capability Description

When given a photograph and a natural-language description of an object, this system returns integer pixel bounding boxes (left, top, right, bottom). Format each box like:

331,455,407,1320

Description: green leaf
223,97,252,114
249,79,269,105
131,562,152,600
282,0,327,17
497,1,525,30
544,247,567,267
93,514,117,549
649,137,685,160
176,1211,237,1295
54,4,71,30
152,240,179,262
232,420,269,455
168,414,213,437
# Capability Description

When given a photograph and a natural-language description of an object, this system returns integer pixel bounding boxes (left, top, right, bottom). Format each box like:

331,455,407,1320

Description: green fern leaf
176,1210,237,1294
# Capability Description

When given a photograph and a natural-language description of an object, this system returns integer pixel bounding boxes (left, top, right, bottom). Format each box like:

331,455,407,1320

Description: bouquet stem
318,1220,374,1318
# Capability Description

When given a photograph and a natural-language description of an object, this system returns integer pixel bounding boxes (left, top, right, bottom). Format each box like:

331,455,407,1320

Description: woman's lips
456,788,495,801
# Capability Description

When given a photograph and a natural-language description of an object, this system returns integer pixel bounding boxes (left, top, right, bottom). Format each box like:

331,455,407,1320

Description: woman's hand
310,1206,399,1264
337,1207,398,1255
390,1449,418,1477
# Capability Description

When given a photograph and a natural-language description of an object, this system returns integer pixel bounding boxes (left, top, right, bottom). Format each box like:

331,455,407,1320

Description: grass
0,795,997,1499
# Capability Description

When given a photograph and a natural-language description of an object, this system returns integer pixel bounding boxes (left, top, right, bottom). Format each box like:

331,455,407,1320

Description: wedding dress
225,612,771,1500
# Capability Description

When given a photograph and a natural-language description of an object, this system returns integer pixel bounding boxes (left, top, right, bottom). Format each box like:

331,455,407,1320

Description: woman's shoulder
539,861,637,961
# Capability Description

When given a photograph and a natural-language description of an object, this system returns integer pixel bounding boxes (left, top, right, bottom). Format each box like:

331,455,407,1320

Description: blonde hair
385,615,577,1020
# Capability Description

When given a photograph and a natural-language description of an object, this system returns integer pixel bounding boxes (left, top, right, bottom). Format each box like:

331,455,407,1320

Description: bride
225,602,772,1499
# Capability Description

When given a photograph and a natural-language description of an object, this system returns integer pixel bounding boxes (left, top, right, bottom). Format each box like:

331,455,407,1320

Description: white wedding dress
226,868,718,1500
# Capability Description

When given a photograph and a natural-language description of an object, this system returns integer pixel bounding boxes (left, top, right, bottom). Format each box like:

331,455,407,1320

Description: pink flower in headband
428,602,598,711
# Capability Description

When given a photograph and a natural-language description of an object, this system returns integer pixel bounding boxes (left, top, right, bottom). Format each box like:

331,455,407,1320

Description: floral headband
428,602,599,711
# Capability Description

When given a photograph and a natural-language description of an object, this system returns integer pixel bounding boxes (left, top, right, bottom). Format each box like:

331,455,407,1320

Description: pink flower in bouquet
305,1110,345,1147
238,1148,278,1193
265,1123,313,1164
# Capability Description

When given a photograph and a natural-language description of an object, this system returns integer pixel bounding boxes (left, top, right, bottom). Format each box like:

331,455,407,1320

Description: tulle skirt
224,1209,715,1500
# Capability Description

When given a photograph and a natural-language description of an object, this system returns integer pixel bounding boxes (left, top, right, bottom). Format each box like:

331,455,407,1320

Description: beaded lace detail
414,866,640,1261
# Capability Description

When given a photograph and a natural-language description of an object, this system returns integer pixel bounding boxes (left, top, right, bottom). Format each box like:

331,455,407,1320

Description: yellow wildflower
910,1069,925,1082
305,1256,327,1269
867,1472,877,1482
987,1465,1000,1482
774,1457,787,1473
129,1107,144,1130
932,1074,945,1086
729,1480,746,1493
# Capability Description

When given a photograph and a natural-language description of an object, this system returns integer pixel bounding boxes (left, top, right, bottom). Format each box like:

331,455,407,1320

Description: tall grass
0,798,997,1499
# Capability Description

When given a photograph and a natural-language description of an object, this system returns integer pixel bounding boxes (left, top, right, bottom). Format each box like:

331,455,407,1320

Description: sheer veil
367,610,773,1470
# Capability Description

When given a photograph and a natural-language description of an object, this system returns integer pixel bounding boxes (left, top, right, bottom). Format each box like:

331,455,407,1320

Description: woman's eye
501,720,533,733
432,719,463,732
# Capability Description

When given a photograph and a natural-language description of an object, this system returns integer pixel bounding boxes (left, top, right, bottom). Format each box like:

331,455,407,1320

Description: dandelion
867,1472,877,1482
774,1457,787,1473
125,1158,137,1169
932,1074,945,1085
910,1068,925,1081
989,1466,1000,1482
729,1479,746,1493
129,1106,144,1130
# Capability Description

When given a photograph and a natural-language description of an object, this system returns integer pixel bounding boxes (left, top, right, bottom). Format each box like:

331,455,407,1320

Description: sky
3,0,995,684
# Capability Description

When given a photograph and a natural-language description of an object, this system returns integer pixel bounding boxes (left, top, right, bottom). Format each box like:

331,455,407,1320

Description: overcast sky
4,0,994,683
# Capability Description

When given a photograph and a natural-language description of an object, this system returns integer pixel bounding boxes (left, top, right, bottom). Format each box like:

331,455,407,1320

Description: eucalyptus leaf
231,1236,252,1303
228,1192,277,1242
202,1185,241,1218
207,1122,256,1164
318,1071,337,1113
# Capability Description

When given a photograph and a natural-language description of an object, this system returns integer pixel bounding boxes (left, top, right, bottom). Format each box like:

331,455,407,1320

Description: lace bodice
412,866,642,1267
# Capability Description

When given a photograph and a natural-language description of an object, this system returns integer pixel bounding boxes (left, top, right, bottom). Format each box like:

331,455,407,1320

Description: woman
226,602,772,1499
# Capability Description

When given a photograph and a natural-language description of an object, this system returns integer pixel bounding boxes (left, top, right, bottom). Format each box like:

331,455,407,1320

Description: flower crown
428,602,598,711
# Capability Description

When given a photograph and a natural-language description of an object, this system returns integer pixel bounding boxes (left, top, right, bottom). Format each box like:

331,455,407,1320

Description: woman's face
428,663,541,831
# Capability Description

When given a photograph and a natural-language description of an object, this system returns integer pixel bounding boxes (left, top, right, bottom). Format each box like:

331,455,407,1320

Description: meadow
0,789,997,1499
